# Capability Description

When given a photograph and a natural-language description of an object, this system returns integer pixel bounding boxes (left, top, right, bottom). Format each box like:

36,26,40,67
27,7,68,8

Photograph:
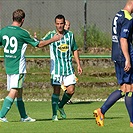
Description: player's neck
56,30,65,35
12,21,22,27
123,1,133,14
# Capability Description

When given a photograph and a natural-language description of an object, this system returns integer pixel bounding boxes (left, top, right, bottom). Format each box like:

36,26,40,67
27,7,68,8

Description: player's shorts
7,74,25,91
114,61,133,85
51,74,76,86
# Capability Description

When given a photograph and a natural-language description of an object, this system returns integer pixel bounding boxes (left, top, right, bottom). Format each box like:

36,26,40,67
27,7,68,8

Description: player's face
64,22,70,30
55,18,65,33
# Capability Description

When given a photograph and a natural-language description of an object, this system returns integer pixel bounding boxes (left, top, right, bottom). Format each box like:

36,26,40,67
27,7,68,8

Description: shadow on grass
36,116,122,122
68,101,94,105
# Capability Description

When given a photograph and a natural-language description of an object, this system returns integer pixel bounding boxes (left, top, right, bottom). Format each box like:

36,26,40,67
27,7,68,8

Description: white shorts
51,74,76,86
7,74,25,91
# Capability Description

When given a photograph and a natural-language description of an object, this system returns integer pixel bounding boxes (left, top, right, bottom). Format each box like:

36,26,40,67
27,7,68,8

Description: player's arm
120,37,131,72
33,32,62,48
37,34,62,48
73,50,83,75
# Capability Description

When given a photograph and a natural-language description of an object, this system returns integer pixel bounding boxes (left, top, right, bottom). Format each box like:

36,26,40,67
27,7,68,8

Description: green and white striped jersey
0,26,39,74
42,30,78,76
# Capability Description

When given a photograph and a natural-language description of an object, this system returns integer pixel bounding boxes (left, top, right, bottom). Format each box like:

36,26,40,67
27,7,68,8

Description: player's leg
12,74,26,119
0,74,17,122
58,85,74,119
124,90,133,127
58,74,76,119
93,88,125,126
124,69,133,127
59,74,76,107
14,89,27,119
14,74,35,122
51,85,60,121
59,85,75,108
67,75,78,104
0,89,16,122
15,89,35,122
51,74,61,121
94,61,126,126
101,89,125,115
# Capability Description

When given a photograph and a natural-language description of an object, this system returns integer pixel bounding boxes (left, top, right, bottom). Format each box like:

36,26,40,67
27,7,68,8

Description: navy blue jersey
112,10,133,61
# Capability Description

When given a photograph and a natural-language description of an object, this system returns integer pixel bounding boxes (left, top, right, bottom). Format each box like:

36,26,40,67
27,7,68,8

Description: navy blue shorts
114,61,133,85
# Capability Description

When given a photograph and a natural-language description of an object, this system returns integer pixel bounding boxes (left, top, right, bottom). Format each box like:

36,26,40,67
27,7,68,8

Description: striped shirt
42,30,78,76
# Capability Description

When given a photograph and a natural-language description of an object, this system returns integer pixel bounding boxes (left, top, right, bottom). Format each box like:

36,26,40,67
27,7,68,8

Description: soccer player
0,9,62,122
62,19,78,104
42,14,82,121
93,0,133,127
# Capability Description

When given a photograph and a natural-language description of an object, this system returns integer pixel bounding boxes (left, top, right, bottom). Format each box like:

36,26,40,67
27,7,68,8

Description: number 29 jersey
0,26,39,74
112,10,133,62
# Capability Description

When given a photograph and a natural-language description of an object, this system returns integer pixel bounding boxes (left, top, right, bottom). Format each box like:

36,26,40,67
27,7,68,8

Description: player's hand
34,32,37,38
77,65,83,75
124,60,131,72
53,34,63,42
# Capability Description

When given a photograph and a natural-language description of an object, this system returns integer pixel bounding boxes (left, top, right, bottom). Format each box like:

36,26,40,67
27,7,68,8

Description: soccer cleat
52,115,58,121
0,117,8,122
58,107,66,119
20,116,36,122
130,122,133,127
67,100,73,104
93,108,104,126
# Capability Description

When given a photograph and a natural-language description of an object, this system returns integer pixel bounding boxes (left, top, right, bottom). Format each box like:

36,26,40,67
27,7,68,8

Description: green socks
51,94,59,116
14,98,27,118
0,96,14,118
59,91,72,108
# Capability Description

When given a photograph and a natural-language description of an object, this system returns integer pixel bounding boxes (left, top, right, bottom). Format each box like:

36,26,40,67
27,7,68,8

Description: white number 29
3,35,18,54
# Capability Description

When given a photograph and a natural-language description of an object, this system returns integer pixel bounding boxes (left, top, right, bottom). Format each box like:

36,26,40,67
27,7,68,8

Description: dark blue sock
101,90,125,114
125,92,133,123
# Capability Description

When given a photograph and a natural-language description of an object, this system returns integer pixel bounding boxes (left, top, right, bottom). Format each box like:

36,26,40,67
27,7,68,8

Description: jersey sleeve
42,31,53,40
120,18,132,39
23,30,40,47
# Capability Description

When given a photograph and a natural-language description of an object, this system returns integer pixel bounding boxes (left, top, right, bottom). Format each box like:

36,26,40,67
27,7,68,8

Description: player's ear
22,18,25,23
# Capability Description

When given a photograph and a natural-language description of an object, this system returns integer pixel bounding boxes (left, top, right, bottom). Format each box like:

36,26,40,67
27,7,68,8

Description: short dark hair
13,9,25,22
55,14,65,23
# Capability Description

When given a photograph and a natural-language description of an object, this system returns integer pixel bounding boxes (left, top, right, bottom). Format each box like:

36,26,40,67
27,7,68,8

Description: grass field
0,101,132,133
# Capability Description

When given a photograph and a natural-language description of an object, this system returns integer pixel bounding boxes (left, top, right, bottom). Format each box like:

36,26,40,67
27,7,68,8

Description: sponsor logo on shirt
112,35,118,43
5,55,17,58
58,44,69,52
123,29,129,33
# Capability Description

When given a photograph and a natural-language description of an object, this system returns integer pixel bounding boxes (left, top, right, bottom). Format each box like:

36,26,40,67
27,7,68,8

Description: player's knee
66,89,75,95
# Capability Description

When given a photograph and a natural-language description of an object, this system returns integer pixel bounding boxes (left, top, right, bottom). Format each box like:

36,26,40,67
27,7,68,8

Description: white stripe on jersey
68,33,73,74
64,34,69,75
60,39,64,75
19,43,27,73
56,41,60,75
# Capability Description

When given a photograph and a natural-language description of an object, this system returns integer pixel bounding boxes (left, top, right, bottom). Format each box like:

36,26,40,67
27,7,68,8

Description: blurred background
0,0,127,101
0,0,126,49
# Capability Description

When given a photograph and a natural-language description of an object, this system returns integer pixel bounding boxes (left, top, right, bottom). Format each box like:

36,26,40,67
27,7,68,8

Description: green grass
0,101,132,133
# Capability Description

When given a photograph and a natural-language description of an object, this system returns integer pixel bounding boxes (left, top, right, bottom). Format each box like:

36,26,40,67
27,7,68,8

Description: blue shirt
112,10,133,62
